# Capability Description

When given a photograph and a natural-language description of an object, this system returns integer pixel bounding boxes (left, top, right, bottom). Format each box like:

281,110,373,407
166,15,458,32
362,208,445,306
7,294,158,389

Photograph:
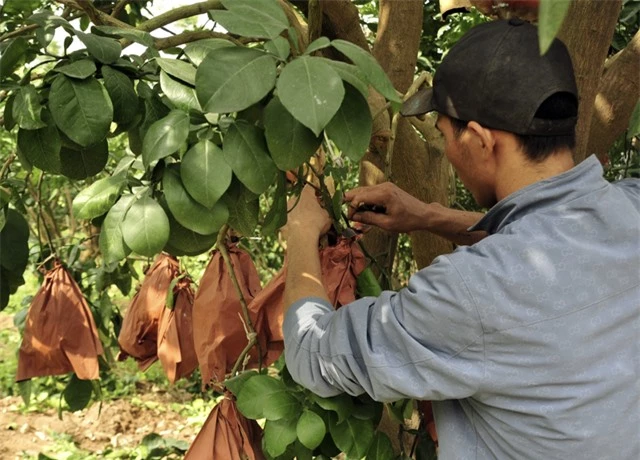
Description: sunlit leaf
264,418,298,458
538,0,572,54
155,58,196,85
328,414,375,459
277,56,344,136
12,85,46,130
93,25,155,48
236,375,302,421
0,37,28,80
73,174,127,220
331,39,401,103
160,71,200,112
264,36,291,60
184,38,235,66
209,0,289,39
141,110,189,167
297,410,326,450
304,37,331,55
196,47,277,114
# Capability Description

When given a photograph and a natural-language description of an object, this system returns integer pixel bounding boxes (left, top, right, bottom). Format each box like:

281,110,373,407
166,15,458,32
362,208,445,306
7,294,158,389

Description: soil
0,390,205,459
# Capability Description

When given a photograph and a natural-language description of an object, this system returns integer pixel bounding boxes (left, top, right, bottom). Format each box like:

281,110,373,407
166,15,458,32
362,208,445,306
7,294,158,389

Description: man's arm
344,182,487,246
282,186,332,315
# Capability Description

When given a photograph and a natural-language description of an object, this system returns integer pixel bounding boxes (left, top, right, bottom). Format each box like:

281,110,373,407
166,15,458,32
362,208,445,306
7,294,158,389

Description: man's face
435,114,497,208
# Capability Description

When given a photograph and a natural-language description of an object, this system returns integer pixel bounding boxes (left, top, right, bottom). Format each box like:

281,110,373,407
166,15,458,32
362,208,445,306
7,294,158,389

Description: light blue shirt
283,156,640,459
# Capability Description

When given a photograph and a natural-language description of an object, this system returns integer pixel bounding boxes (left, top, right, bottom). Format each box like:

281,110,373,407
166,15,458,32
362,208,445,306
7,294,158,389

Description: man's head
404,19,578,206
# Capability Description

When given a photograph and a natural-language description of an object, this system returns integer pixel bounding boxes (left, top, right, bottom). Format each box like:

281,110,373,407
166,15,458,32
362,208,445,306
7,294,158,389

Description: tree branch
154,30,242,50
586,29,640,159
137,0,224,33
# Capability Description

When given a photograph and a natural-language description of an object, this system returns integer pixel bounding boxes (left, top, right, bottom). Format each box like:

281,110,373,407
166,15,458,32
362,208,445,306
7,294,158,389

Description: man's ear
466,121,496,156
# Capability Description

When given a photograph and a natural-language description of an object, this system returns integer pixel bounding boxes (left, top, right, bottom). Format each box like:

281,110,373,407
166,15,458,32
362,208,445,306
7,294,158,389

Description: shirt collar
469,155,604,234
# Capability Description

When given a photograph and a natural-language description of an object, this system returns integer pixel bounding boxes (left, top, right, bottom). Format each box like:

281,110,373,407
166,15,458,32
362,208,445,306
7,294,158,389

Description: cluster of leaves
228,366,408,460
0,0,401,313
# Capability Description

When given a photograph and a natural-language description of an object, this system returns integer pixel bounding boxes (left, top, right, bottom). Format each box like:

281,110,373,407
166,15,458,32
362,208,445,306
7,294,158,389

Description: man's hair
450,92,577,162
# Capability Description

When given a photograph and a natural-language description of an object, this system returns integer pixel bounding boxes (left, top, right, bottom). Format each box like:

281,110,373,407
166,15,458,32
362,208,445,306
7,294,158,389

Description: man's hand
284,185,332,241
344,182,430,233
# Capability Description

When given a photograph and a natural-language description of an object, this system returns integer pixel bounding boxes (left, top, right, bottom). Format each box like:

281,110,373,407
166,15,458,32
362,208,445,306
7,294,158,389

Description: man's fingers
351,210,391,229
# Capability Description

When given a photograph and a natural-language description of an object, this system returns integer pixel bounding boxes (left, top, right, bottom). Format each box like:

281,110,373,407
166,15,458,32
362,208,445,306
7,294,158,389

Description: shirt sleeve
283,255,486,402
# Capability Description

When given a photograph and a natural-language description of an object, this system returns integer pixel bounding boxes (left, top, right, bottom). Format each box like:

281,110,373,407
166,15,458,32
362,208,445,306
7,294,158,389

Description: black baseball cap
401,18,578,136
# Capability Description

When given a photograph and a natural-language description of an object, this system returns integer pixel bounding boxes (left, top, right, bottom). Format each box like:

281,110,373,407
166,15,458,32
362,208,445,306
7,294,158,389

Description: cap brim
400,86,435,117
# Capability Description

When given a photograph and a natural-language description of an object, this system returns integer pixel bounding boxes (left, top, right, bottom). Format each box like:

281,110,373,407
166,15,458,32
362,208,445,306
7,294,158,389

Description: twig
216,224,263,374
0,154,16,180
111,0,131,18
155,30,241,50
55,0,133,29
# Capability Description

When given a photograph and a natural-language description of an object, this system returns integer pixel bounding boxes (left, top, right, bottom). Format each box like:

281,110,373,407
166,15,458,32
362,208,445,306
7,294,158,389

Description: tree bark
557,0,622,163
586,30,640,160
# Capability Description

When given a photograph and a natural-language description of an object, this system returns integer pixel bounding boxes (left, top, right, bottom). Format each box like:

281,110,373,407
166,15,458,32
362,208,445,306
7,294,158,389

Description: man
282,19,639,459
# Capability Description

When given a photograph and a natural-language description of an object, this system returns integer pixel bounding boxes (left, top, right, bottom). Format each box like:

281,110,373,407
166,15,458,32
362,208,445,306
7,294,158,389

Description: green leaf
181,140,232,208
17,125,62,174
277,56,345,136
121,196,170,257
99,195,134,264
328,414,375,459
263,418,298,457
3,93,17,131
264,36,291,60
223,121,278,194
164,212,218,257
356,266,382,297
75,30,121,64
236,375,302,421
311,393,354,424
26,11,71,32
538,0,572,54
224,370,259,396
184,38,235,66
102,65,138,125
366,432,395,460
264,96,321,171
59,139,109,180
223,179,259,236
627,100,640,139
0,273,9,311
297,410,326,450
73,174,126,220
196,46,277,114
93,25,155,48
155,58,196,85
331,39,401,103
262,172,287,235
326,84,372,162
63,375,93,412
209,0,289,40
18,380,32,407
0,209,29,273
141,110,189,167
320,58,370,99
49,75,113,147
163,166,228,235
53,59,97,79
304,37,331,55
160,71,201,112
12,85,46,130
0,37,28,80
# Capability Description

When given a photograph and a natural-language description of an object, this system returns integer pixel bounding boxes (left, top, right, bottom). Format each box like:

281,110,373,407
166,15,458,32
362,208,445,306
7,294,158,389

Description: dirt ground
0,390,206,459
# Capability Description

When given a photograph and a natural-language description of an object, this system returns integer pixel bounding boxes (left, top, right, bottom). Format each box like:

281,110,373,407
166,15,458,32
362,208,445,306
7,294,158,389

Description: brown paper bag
157,277,198,384
192,245,263,389
117,254,180,371
184,394,264,460
252,236,367,366
17,261,104,381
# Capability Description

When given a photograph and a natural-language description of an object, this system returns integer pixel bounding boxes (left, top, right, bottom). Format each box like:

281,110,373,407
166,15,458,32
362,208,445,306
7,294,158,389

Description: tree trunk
557,0,622,162
586,29,640,160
